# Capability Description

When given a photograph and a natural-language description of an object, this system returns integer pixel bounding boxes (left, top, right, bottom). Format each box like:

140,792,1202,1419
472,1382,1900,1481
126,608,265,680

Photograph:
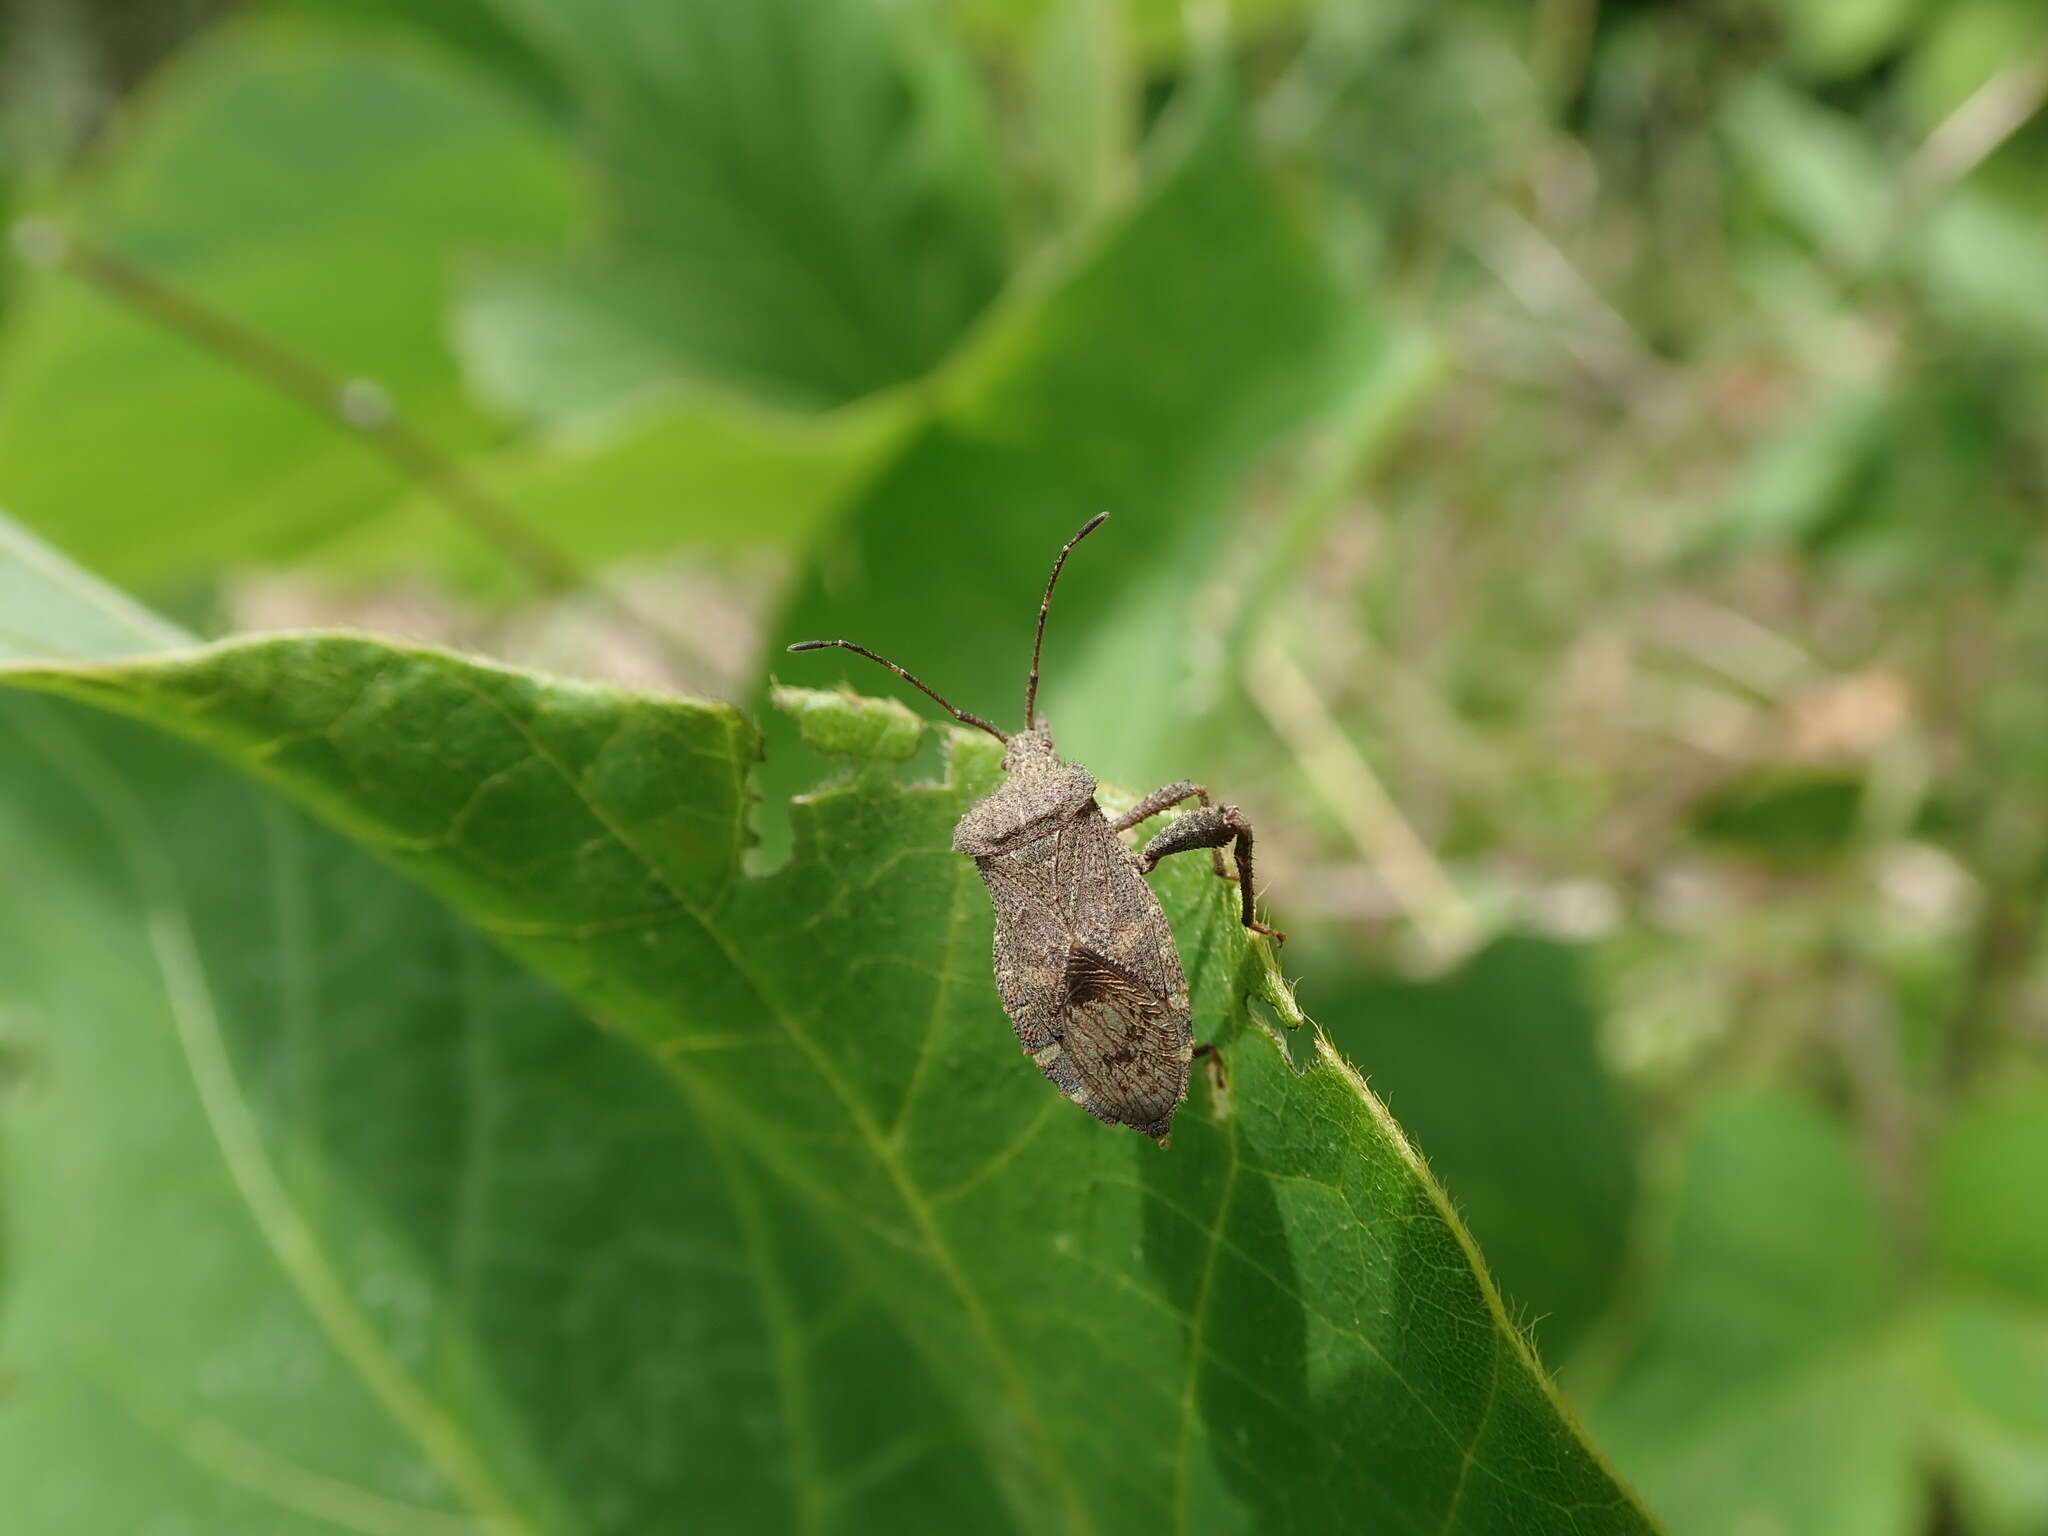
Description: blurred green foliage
3,0,2048,1531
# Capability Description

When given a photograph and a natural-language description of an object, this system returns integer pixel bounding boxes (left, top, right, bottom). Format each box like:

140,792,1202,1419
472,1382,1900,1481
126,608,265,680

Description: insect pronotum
788,513,1281,1142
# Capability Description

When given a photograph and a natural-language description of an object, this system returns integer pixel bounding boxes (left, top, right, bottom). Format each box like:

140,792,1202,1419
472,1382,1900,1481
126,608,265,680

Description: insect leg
1137,805,1284,941
1107,780,1230,879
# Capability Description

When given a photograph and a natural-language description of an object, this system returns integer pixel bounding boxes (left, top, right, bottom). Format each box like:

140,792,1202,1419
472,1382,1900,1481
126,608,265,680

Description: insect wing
974,846,1068,1051
1056,945,1189,1139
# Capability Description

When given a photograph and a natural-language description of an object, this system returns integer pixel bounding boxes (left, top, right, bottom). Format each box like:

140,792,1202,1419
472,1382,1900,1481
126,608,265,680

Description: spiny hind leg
1110,780,1230,880
1138,804,1284,941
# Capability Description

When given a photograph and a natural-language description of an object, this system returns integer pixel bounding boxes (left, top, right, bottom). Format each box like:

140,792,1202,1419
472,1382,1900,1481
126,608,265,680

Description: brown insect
788,513,1280,1142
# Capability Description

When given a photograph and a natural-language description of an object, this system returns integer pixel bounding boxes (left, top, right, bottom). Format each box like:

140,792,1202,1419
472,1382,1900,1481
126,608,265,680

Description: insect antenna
785,639,1010,742
1024,511,1110,730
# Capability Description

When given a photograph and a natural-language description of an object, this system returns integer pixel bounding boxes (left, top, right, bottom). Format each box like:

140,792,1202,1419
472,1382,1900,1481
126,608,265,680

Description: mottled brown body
788,513,1280,1143
954,731,1193,1140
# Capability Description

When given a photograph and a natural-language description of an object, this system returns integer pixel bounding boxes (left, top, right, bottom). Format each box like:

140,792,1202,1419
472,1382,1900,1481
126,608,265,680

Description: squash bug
787,513,1281,1143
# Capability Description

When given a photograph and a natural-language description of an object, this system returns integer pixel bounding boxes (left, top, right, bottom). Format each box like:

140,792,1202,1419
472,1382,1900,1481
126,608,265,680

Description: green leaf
772,682,928,765
957,0,1314,61
0,516,1014,1530
765,83,1359,824
1690,768,1868,861
0,18,579,588
1933,1087,2048,1308
1904,1,2046,128
1924,1088,2048,1533
1918,192,2048,350
1,629,1656,1533
322,388,917,585
0,702,1000,1533
1575,1093,1916,1536
0,517,191,661
1311,936,1638,1357
1722,80,1891,273
275,0,569,115
1024,0,1135,229
1921,1290,2048,1536
1568,1080,2048,1534
470,0,1010,410
1716,383,1894,551
1765,0,1922,79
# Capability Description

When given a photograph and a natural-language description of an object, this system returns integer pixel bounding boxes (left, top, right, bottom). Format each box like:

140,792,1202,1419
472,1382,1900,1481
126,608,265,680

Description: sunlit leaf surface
1,624,1654,1534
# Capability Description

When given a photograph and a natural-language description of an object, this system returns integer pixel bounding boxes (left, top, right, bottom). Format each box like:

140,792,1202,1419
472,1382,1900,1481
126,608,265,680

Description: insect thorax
950,726,1098,857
